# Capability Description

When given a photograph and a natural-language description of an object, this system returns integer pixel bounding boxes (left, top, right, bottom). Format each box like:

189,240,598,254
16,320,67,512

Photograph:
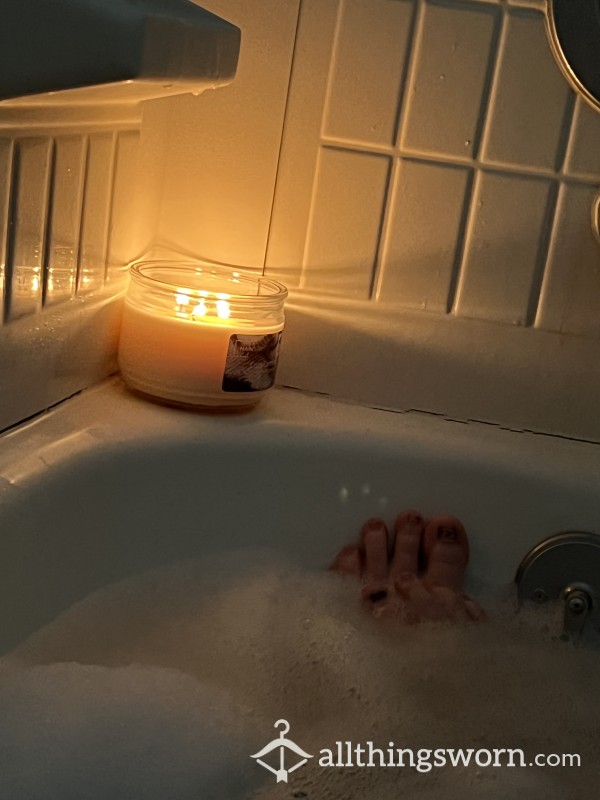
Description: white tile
400,1,497,158
482,12,572,170
265,0,341,286
303,147,390,298
324,0,413,146
564,98,600,180
156,0,301,270
455,171,553,324
45,136,86,307
537,184,600,337
107,130,140,284
379,159,471,311
280,295,600,439
78,133,115,294
10,138,53,321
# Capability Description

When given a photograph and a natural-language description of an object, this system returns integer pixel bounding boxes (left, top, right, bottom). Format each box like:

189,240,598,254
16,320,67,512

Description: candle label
222,332,283,393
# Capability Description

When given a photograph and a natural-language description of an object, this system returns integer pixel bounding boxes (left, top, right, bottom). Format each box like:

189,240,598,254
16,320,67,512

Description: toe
422,515,469,591
361,518,390,582
361,583,390,605
329,543,362,576
430,586,471,622
390,510,424,580
395,572,447,622
463,596,488,622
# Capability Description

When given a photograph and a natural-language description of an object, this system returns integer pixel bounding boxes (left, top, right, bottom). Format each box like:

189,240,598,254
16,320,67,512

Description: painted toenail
438,526,457,541
368,590,388,603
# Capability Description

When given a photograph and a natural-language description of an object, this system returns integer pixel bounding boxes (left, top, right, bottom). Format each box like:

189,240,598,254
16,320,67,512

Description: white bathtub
1,376,600,656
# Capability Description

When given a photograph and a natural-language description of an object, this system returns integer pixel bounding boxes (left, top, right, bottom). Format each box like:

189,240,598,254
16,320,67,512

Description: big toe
422,515,469,591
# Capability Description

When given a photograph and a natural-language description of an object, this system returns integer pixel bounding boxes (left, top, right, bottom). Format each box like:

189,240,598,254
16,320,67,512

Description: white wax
118,303,283,407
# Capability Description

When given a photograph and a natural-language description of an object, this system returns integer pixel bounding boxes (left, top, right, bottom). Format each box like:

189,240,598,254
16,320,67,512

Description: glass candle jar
118,261,288,409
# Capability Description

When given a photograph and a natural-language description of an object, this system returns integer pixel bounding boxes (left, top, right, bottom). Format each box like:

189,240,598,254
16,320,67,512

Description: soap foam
2,550,599,799
0,663,256,800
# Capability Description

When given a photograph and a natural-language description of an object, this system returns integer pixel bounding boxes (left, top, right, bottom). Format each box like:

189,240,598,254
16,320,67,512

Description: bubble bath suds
1,550,598,799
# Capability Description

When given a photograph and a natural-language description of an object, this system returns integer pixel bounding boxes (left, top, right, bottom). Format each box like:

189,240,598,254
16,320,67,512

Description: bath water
1,550,598,799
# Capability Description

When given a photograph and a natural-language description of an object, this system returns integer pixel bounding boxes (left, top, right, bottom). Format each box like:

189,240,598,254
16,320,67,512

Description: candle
118,262,288,409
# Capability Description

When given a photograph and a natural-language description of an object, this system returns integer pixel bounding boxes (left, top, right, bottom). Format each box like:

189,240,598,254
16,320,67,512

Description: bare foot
330,510,486,623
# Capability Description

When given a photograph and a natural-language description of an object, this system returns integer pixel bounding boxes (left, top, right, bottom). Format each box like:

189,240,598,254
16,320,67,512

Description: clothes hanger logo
251,719,313,783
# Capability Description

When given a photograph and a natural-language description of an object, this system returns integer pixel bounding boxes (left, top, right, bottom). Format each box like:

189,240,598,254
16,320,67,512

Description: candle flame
174,289,231,320
191,301,208,318
216,300,231,319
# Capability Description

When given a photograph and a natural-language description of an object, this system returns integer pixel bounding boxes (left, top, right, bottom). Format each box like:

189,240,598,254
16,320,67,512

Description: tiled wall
0,107,142,431
0,128,139,321
268,0,600,328
265,0,600,439
2,0,599,439
0,0,300,433
146,0,302,269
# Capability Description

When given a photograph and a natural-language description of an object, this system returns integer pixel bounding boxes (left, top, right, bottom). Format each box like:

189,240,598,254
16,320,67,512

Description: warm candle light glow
192,301,208,317
216,300,231,319
118,262,288,409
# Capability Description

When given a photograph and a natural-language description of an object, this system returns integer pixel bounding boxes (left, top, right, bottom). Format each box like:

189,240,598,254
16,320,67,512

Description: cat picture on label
222,332,283,393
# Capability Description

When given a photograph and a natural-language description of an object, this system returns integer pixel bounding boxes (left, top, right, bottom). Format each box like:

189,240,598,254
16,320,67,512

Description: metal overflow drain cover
515,531,600,639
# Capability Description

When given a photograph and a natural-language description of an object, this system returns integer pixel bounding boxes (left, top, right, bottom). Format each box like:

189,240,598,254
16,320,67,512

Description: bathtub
1,376,600,657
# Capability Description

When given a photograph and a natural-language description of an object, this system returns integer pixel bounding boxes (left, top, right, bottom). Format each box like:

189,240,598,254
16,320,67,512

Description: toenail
438,526,457,541
368,590,388,603
406,512,422,524
366,518,384,531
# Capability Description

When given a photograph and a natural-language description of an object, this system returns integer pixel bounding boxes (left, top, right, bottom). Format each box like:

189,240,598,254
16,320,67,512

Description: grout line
319,136,599,188
368,156,394,301
446,167,476,313
371,0,423,301
472,3,505,163
533,181,564,329
320,140,396,157
527,83,577,326
394,0,426,155
371,157,400,302
102,131,119,286
319,0,346,143
279,384,600,446
0,140,14,327
75,135,91,296
0,389,83,439
468,1,508,165
41,138,57,309
450,168,481,315
298,146,322,290
526,178,561,326
263,0,304,276
391,0,423,154
3,141,20,325
298,0,345,289
555,91,577,174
